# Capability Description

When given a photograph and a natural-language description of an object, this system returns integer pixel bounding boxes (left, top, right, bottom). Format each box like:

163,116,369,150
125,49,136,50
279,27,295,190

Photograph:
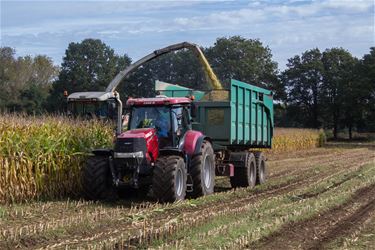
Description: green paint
195,79,274,150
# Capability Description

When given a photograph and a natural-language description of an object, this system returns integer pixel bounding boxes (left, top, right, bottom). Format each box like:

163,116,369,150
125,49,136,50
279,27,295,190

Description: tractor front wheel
152,155,187,202
82,156,117,201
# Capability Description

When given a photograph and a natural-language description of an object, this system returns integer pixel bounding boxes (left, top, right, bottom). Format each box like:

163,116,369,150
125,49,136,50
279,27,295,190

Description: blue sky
1,0,374,70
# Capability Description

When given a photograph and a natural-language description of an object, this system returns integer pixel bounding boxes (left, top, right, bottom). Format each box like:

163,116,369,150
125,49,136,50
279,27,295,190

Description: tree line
0,37,373,138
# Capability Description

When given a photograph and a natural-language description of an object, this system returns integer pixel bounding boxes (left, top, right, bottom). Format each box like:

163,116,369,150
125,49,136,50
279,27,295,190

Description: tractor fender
193,135,212,155
92,149,113,156
183,130,211,157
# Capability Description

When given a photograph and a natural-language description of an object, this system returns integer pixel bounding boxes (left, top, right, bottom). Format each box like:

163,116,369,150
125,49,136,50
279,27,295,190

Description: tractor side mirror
122,113,130,130
122,106,131,130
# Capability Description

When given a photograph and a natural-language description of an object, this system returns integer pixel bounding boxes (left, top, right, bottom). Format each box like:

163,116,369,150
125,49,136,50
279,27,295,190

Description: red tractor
82,96,215,202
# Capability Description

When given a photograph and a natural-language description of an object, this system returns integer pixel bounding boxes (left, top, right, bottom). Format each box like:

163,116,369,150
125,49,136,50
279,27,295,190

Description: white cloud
323,0,374,12
1,0,373,68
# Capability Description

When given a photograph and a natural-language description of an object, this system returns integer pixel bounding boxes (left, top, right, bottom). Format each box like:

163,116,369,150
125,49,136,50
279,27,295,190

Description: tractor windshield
129,106,171,137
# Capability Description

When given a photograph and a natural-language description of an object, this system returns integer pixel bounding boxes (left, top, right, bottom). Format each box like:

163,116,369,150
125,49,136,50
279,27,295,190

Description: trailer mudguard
228,151,248,168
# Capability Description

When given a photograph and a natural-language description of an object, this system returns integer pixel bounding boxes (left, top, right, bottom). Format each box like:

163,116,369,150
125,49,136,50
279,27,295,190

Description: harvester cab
67,91,118,120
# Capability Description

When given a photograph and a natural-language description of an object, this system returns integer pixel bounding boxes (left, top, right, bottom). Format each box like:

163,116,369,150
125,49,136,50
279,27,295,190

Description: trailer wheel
152,155,187,202
254,151,266,184
230,152,257,188
190,140,215,197
82,156,117,201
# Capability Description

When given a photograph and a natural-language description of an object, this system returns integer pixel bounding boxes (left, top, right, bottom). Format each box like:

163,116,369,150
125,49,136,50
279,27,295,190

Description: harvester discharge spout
105,41,223,93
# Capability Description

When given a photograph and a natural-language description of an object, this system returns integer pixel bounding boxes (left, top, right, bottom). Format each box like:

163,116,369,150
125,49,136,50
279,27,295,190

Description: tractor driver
154,108,171,147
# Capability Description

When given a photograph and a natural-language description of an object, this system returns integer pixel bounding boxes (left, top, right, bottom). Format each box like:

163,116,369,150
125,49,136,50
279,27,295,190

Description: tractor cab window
129,106,171,138
172,106,191,137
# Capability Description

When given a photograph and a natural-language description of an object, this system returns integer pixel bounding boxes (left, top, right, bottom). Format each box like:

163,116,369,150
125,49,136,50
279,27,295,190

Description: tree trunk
333,113,338,140
312,85,319,128
349,124,353,140
333,123,338,139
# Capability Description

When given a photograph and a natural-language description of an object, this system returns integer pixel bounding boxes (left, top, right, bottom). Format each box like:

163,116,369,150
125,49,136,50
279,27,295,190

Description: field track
0,144,374,249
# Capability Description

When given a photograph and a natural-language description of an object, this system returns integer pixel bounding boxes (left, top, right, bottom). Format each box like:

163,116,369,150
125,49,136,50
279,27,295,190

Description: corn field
0,115,112,203
0,115,324,204
0,116,373,249
271,128,326,152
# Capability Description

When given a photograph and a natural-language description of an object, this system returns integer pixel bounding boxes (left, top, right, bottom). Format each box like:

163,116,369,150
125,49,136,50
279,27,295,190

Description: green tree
19,83,50,113
0,47,58,113
281,48,324,128
355,47,375,132
48,39,131,111
205,36,282,99
0,47,16,108
321,48,357,139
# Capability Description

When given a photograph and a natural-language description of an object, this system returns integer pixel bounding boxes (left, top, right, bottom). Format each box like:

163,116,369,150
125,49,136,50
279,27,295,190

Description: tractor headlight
114,151,144,158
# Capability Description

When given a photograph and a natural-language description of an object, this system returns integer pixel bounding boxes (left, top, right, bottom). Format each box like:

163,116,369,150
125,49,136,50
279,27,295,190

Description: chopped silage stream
0,146,374,249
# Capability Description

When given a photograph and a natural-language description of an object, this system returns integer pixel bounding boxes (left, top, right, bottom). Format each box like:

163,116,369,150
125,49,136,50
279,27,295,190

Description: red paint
118,128,155,138
229,164,234,177
117,128,159,162
127,97,192,106
147,132,159,161
183,130,203,156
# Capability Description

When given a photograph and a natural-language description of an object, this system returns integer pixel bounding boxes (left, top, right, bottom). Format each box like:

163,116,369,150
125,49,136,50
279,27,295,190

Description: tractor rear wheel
254,151,266,184
230,152,257,188
152,155,187,202
82,156,116,201
190,140,215,197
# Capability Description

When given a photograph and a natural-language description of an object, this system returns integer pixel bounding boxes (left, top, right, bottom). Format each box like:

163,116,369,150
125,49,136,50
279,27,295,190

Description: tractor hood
118,128,156,139
115,128,159,161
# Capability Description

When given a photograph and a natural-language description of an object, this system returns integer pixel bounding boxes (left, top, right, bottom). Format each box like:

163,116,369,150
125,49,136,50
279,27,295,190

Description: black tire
190,140,215,197
82,156,117,201
152,155,187,202
230,152,257,188
254,151,266,185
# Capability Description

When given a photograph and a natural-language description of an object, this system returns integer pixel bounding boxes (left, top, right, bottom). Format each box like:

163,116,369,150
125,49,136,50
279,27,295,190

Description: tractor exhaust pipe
114,92,123,136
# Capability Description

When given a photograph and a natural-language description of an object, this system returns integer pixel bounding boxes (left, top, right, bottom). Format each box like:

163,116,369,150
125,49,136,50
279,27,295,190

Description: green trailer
193,79,274,151
160,79,274,188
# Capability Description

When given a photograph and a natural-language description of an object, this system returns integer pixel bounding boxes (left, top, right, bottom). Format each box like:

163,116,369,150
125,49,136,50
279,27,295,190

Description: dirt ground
0,143,374,249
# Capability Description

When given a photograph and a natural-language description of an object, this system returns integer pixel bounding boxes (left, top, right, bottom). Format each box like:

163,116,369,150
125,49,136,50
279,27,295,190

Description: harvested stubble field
0,116,374,249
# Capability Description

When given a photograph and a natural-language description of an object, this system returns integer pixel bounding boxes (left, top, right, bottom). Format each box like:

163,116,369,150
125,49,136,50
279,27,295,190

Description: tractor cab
126,96,193,149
